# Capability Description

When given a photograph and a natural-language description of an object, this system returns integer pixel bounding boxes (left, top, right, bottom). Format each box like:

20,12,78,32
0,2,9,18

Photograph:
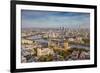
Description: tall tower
37,48,42,57
64,40,69,50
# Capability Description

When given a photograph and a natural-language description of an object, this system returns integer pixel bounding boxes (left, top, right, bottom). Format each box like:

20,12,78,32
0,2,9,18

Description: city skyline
21,10,90,28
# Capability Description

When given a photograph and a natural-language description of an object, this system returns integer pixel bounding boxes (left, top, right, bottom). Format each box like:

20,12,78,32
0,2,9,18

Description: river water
28,35,90,50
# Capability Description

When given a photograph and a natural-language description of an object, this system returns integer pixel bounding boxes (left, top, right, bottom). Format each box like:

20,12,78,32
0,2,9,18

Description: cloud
21,10,90,28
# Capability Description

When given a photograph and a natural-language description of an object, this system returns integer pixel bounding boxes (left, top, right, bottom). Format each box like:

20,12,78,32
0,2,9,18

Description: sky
21,10,90,28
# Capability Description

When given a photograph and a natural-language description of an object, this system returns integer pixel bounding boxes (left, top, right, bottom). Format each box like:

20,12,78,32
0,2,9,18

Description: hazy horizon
21,10,90,29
